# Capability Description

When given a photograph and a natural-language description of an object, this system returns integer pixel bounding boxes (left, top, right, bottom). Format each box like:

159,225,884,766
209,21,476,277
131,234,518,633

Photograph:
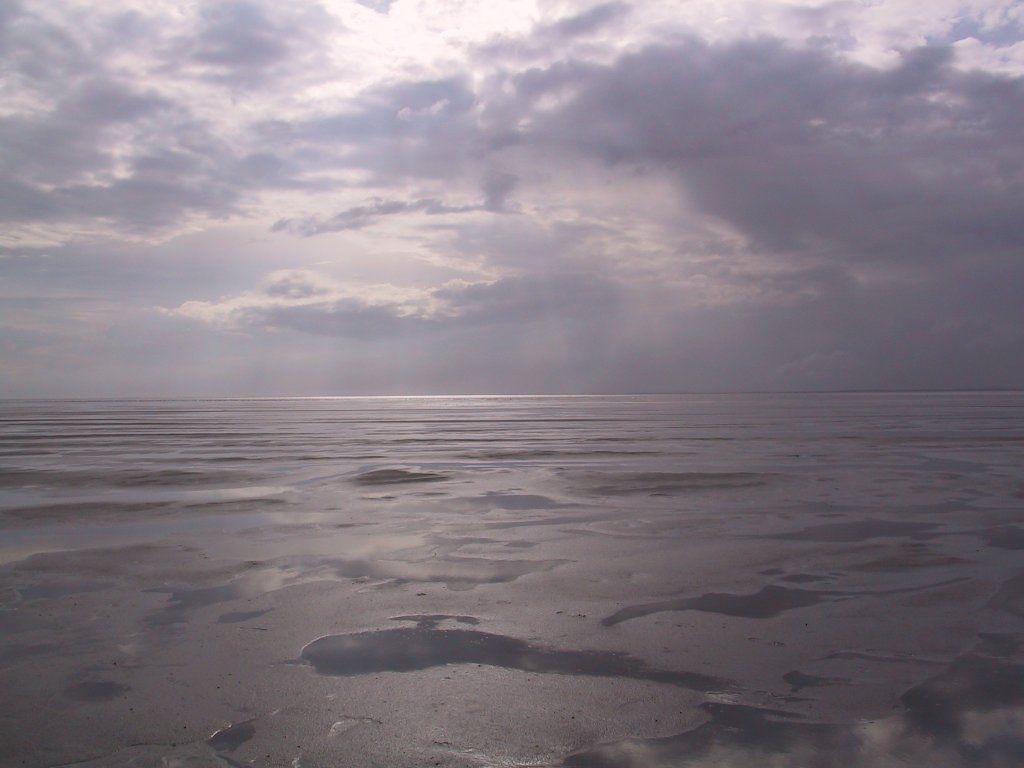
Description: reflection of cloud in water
352,468,449,485
0,484,291,511
474,492,566,510
602,578,965,626
145,551,567,624
312,554,569,590
565,644,1024,767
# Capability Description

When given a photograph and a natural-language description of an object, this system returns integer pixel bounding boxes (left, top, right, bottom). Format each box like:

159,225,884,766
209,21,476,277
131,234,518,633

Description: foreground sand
1,393,1023,767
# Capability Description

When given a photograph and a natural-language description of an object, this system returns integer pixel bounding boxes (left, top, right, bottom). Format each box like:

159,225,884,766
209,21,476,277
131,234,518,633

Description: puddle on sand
563,638,1024,767
352,469,450,485
0,484,290,512
0,510,288,565
314,554,569,590
146,580,257,626
603,585,827,625
602,578,966,626
390,614,480,629
474,492,566,510
566,471,770,496
300,627,730,692
782,670,850,692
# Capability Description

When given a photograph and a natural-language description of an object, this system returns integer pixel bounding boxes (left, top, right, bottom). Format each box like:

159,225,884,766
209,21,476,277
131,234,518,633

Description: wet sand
1,393,1023,766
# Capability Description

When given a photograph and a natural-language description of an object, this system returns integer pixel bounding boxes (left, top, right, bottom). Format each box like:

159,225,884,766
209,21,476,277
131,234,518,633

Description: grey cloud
267,31,1022,275
163,253,1024,394
182,271,620,339
191,3,291,68
5,2,1022,254
272,198,478,236
434,272,619,324
542,2,631,40
478,3,631,61
263,272,332,299
282,76,477,143
435,217,619,273
0,2,339,232
272,173,517,236
942,15,1024,47
481,171,518,212
0,80,169,188
512,38,1024,264
238,299,414,340
0,2,88,87
354,0,395,14
0,117,257,229
263,76,480,180
3,1,1024,395
170,1,338,88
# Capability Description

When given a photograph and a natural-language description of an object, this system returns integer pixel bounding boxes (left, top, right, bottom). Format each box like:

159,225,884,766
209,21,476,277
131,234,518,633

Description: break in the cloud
1,0,1023,396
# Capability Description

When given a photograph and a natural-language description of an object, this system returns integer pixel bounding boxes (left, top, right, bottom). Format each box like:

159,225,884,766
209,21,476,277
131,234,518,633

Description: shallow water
1,393,1023,767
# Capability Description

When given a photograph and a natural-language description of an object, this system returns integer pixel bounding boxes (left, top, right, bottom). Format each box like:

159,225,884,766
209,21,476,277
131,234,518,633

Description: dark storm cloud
260,31,1024,273
511,38,1024,264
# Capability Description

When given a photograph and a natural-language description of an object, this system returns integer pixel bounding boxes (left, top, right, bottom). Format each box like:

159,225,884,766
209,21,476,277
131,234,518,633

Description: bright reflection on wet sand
1,394,1023,767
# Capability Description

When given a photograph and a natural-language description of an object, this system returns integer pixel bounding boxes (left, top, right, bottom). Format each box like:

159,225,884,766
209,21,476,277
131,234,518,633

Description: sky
1,0,1023,396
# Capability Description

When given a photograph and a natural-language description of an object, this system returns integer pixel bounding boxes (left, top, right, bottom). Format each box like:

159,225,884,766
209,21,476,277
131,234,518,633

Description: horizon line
2,387,1024,401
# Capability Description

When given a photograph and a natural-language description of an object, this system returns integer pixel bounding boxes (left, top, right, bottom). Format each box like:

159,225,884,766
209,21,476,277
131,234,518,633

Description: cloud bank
2,0,1023,395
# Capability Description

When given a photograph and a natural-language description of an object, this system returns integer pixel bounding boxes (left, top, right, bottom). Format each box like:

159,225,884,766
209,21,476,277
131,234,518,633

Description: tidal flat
1,393,1024,767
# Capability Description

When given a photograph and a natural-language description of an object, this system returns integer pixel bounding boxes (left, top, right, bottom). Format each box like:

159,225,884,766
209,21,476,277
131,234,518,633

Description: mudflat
1,393,1023,767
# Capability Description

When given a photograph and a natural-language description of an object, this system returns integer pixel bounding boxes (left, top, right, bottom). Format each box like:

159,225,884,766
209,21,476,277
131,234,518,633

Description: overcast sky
1,0,1023,396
